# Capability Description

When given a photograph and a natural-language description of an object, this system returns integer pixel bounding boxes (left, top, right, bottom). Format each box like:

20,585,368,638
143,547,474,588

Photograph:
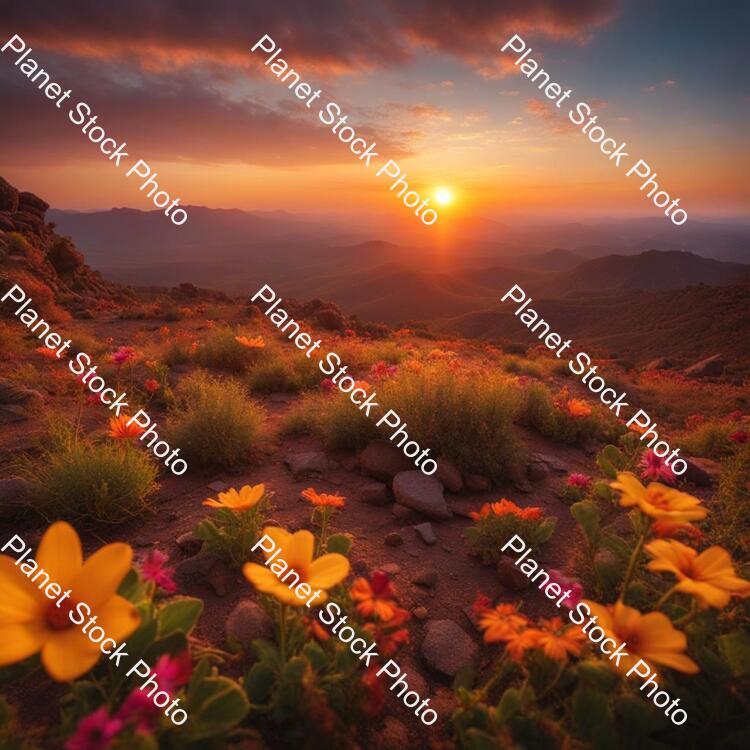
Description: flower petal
0,622,48,667
35,521,83,590
0,556,45,622
71,543,133,608
308,553,350,589
41,628,101,682
95,595,141,642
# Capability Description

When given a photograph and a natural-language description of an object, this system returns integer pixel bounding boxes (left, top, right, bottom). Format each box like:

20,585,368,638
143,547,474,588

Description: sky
0,0,748,224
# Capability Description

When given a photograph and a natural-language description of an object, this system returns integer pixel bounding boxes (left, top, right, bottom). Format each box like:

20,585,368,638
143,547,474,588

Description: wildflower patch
1,282,187,475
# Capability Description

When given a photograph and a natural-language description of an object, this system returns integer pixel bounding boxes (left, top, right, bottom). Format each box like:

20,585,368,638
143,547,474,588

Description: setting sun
435,187,454,206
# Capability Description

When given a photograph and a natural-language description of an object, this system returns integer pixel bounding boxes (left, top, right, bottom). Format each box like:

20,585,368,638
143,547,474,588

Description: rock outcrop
0,175,134,318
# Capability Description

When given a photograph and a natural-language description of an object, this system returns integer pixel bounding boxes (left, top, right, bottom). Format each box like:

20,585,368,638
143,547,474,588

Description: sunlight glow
434,187,453,206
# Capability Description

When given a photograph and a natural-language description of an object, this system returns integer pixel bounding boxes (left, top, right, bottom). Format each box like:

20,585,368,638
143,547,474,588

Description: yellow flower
203,484,265,513
645,539,750,609
235,335,265,349
243,527,349,606
585,600,698,675
0,522,140,682
610,472,707,523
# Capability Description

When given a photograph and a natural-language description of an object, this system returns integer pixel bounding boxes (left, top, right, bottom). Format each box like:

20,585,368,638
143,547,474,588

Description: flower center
46,599,77,630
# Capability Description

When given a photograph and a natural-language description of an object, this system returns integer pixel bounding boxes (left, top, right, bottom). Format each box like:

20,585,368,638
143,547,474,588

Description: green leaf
143,632,188,664
187,676,250,740
593,481,614,503
188,657,212,695
719,630,750,677
325,533,352,555
246,662,276,704
194,520,223,544
302,642,328,672
452,665,477,691
157,597,203,637
596,455,617,480
602,444,625,469
571,500,600,545
576,660,620,692
463,728,501,750
572,685,611,740
495,687,521,723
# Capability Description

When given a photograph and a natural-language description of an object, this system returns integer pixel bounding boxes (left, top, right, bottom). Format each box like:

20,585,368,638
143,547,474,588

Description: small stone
464,474,491,492
225,600,274,649
175,550,222,579
684,354,726,378
436,457,463,493
412,567,438,589
385,532,404,547
413,606,429,620
644,357,674,371
413,522,437,545
531,453,568,473
284,451,327,478
497,555,531,591
207,480,229,493
176,531,203,557
381,563,401,575
527,461,549,482
441,544,454,553
357,441,412,481
206,561,235,596
360,481,390,506
393,471,451,520
683,457,722,486
421,620,478,677
379,717,410,748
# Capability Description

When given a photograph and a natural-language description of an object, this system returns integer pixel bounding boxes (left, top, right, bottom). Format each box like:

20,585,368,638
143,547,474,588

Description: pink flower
727,410,744,422
65,707,122,750
344,329,356,337
112,346,137,366
369,360,398,379
320,377,335,392
729,430,749,444
153,651,192,693
141,550,177,593
567,473,591,489
547,569,583,609
639,449,675,484
144,378,160,393
117,689,160,734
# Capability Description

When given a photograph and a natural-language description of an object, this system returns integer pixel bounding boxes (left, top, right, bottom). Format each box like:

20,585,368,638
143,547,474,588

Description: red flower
320,377,335,391
141,550,177,593
64,707,122,750
729,430,749,444
639,450,676,484
112,346,137,365
471,590,492,616
567,473,591,489
143,378,160,393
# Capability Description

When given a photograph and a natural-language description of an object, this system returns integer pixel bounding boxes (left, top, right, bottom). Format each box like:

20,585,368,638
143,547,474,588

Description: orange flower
566,399,591,418
301,487,345,508
535,617,586,662
364,608,410,656
353,380,370,391
350,571,397,621
107,415,145,439
143,378,160,393
478,604,528,643
35,346,59,360
652,520,703,543
469,499,542,521
302,616,330,642
235,335,265,349
504,628,544,661
158,326,171,336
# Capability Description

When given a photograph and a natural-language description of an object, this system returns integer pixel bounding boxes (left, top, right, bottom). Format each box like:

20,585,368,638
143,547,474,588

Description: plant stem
655,585,677,610
618,521,650,604
674,601,698,627
279,603,288,663
477,654,507,700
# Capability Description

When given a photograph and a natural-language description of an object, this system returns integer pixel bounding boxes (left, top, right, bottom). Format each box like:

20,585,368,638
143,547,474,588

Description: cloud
2,0,618,75
644,79,676,92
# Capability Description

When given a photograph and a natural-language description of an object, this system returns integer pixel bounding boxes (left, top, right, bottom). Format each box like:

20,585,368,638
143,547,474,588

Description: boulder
497,555,531,591
644,357,674,371
464,473,491,492
360,481,390,506
392,503,417,521
0,211,15,232
421,620,478,677
48,237,84,273
284,451,327,478
683,457,722,487
17,191,49,218
393,471,451,520
0,176,18,212
527,460,549,482
436,457,463,492
357,441,412,481
684,354,726,378
531,452,568,473
225,600,274,649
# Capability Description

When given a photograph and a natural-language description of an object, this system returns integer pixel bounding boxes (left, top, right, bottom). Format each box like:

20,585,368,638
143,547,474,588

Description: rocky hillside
0,176,134,318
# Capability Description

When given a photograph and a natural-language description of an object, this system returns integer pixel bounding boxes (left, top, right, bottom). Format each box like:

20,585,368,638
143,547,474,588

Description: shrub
166,371,265,470
679,419,736,458
503,356,543,377
247,354,320,394
162,336,194,366
194,328,260,372
464,499,556,564
17,425,158,524
318,392,376,451
708,443,750,557
280,393,325,436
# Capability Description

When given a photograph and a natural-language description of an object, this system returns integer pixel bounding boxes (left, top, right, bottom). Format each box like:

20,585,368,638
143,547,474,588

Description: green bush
17,426,158,524
166,371,265,470
194,328,260,372
280,393,325,436
679,419,736,458
247,355,320,394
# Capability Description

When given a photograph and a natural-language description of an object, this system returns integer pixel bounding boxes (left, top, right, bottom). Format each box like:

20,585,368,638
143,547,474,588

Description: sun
434,187,453,206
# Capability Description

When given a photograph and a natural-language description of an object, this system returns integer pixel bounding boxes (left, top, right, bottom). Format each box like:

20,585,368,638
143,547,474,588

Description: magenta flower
726,410,744,422
112,346,137,366
320,377,335,391
65,707,122,750
141,550,177,593
547,569,583,609
369,360,398,379
639,449,675,484
153,651,193,693
729,430,749,444
567,472,591,489
117,689,160,734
